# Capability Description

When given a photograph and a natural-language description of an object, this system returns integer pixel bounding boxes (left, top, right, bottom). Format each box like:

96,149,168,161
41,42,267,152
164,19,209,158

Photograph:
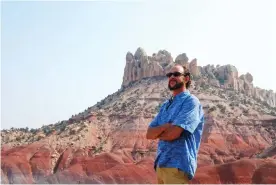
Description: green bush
208,106,217,113
43,127,52,136
217,104,226,113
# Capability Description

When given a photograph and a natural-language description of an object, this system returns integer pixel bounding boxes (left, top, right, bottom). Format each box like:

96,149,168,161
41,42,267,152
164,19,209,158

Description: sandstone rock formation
189,58,200,78
175,53,189,67
122,48,276,107
1,48,276,184
122,48,171,87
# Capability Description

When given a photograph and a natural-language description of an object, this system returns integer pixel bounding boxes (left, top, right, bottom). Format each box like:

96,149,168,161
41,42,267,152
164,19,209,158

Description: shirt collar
172,90,190,100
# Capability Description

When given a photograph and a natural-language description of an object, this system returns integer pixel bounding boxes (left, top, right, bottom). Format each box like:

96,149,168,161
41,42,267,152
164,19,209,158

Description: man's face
166,65,185,90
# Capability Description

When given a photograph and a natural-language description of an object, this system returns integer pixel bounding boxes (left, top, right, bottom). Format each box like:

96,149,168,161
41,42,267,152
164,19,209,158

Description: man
146,64,205,184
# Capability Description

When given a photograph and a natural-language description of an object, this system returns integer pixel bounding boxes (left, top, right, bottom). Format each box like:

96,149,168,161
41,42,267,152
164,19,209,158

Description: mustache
169,79,177,83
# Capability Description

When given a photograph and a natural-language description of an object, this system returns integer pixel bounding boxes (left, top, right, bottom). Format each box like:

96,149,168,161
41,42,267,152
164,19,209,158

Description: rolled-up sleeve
172,97,200,134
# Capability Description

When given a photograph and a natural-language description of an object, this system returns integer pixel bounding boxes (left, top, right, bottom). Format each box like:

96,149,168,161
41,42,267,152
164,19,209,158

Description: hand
146,123,172,140
158,125,184,141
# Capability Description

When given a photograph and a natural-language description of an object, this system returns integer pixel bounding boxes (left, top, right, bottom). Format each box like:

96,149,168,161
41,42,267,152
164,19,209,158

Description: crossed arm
146,98,201,141
146,123,184,141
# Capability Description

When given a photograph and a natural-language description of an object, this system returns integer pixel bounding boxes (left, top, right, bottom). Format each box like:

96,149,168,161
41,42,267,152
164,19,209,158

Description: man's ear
184,76,190,82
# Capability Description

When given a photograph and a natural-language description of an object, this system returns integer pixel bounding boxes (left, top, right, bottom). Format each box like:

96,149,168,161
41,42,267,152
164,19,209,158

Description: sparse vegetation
1,75,275,152
43,127,52,136
30,128,38,134
121,103,126,110
243,109,249,115
208,106,217,113
217,103,226,113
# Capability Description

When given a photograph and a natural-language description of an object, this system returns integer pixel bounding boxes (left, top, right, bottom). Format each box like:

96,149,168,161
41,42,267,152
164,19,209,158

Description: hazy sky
1,0,276,129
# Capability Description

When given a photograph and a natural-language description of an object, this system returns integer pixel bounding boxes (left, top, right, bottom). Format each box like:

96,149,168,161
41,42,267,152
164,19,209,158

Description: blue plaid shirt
149,90,205,180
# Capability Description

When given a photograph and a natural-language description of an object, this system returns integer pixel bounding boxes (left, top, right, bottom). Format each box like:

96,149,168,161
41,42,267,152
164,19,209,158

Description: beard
168,80,184,90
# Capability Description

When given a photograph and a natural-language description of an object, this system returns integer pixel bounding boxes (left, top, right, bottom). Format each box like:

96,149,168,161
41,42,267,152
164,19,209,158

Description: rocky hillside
1,48,276,184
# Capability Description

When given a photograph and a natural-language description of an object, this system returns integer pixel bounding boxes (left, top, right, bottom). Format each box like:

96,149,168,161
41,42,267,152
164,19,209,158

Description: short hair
182,65,191,89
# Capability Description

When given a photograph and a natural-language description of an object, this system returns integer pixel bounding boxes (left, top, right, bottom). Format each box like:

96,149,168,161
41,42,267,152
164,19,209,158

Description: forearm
146,124,170,140
158,133,175,141
158,125,184,141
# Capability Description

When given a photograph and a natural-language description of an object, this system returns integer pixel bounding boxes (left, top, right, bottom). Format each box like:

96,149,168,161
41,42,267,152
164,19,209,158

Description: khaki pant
156,167,189,184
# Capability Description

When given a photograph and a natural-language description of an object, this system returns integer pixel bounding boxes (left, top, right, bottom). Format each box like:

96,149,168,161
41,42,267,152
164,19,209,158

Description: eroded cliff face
1,48,276,184
122,48,276,107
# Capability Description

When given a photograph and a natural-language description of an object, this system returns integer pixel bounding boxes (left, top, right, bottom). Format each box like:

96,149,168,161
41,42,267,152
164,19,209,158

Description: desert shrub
246,99,253,105
217,103,226,113
16,136,21,141
229,102,239,107
121,103,126,109
243,109,249,115
221,106,226,113
70,129,76,135
43,127,52,136
94,146,103,154
218,78,225,85
30,128,38,134
59,124,66,132
21,127,29,132
208,106,217,113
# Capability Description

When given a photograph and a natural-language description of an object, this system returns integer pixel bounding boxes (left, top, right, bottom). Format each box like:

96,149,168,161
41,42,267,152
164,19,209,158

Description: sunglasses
166,72,185,78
